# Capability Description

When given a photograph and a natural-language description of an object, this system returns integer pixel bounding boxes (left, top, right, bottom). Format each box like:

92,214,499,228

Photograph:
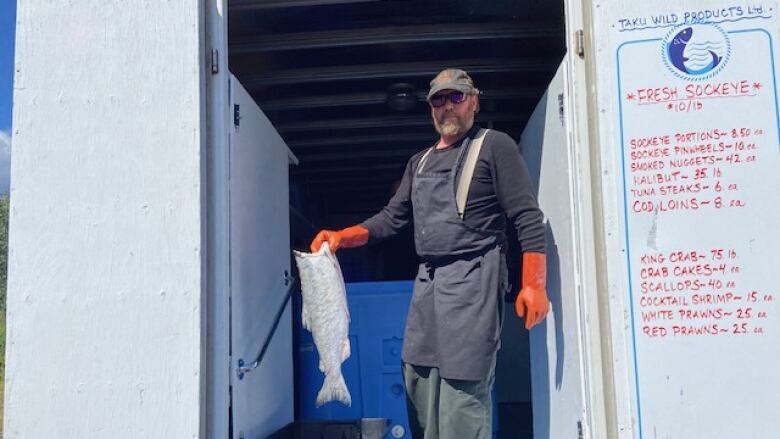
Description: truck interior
226,1,566,437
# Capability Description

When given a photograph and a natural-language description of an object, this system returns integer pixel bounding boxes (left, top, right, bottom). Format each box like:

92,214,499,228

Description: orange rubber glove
515,252,550,330
310,225,369,253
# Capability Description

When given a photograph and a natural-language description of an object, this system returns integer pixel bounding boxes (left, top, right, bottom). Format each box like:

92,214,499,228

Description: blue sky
0,0,15,194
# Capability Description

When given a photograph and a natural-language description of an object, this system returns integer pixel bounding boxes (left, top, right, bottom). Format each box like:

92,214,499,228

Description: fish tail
315,371,352,407
710,50,721,66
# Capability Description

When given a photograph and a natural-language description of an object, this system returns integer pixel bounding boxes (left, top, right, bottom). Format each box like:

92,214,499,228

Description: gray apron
402,133,508,381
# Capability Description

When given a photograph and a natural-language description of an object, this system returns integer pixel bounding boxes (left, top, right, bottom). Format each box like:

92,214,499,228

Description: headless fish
293,243,352,407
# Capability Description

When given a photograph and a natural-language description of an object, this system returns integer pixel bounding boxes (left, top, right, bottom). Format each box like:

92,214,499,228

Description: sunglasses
429,91,468,108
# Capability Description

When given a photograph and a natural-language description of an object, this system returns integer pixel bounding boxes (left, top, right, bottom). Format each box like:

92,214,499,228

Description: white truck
5,0,778,438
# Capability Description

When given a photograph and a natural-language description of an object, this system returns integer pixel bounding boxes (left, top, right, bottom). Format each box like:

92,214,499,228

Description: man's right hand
310,225,369,253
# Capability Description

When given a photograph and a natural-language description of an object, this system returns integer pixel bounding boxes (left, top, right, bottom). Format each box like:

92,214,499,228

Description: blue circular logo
662,24,731,80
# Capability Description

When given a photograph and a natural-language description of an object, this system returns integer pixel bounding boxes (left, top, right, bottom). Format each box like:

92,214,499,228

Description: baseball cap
427,68,480,100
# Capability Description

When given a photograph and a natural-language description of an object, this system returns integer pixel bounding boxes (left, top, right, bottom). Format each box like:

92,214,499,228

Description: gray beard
437,120,461,136
434,114,474,137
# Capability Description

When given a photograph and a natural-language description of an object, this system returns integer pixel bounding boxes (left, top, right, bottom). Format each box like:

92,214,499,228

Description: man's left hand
515,252,549,330
515,285,549,330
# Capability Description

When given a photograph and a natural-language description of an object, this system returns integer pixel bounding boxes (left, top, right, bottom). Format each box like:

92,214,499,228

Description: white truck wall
589,1,780,437
6,2,206,438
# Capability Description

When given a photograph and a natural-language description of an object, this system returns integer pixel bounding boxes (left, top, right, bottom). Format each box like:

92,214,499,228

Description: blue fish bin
295,281,413,438
294,280,498,438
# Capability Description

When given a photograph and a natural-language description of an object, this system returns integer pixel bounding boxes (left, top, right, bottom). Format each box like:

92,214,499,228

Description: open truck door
228,75,297,439
517,58,594,439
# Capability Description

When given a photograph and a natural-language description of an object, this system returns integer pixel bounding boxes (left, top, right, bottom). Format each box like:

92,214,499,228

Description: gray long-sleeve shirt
361,126,546,253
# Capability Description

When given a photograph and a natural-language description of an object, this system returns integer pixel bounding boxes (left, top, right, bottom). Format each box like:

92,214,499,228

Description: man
310,68,549,438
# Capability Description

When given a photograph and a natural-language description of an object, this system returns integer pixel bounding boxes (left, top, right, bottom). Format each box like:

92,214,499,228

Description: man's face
430,90,479,138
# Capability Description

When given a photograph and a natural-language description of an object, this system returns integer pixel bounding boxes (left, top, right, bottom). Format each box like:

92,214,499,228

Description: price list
628,127,760,215
638,247,774,338
625,124,776,340
618,49,778,346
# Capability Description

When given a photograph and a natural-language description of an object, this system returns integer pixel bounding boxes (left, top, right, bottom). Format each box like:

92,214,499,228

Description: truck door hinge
577,420,585,439
210,49,219,75
575,30,585,59
557,93,565,124
234,104,241,127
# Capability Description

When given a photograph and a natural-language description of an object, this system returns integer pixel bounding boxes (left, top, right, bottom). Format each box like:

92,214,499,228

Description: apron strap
417,147,435,174
456,128,489,219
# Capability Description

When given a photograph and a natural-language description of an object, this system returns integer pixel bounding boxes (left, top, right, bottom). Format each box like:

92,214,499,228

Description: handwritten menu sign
613,3,780,438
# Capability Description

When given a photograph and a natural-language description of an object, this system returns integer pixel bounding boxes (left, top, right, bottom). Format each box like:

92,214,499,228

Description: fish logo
662,24,730,80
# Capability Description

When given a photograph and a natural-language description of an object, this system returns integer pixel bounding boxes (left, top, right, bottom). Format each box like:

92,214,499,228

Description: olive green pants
402,362,495,439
